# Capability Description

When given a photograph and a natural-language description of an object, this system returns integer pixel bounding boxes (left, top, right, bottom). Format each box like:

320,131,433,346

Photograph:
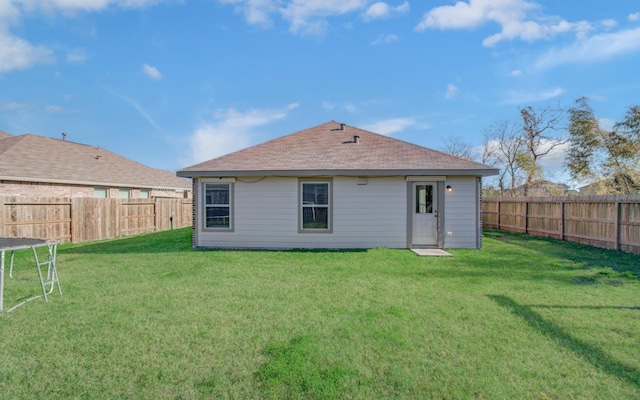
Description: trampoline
0,238,61,313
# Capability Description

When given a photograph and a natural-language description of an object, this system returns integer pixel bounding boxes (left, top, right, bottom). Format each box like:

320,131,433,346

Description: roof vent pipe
340,123,346,130
62,132,67,141
353,135,360,143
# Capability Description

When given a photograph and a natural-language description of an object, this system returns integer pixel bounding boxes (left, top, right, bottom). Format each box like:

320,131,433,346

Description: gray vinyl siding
442,176,479,248
195,176,407,249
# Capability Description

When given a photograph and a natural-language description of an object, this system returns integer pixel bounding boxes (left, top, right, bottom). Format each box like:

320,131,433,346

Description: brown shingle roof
0,134,191,190
0,130,12,140
178,121,498,177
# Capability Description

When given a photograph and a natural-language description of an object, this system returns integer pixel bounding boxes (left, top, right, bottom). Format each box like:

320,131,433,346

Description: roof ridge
345,124,491,169
178,121,499,177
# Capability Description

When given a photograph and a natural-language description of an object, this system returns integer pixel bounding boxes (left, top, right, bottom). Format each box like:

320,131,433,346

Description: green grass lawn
1,228,639,399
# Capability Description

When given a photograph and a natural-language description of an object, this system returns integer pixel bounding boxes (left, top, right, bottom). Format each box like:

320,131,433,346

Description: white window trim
298,178,333,234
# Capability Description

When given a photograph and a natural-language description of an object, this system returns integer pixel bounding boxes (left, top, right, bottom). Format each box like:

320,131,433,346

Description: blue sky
1,0,639,186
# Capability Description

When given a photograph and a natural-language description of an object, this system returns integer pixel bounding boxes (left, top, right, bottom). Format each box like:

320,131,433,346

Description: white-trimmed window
299,180,332,232
119,188,131,199
204,183,233,230
140,189,150,199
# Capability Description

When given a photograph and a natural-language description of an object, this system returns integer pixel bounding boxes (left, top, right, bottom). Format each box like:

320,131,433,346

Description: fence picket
0,196,192,243
483,195,640,254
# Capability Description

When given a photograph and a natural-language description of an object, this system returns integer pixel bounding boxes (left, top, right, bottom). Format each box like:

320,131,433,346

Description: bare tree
482,118,525,196
518,102,566,196
441,136,476,160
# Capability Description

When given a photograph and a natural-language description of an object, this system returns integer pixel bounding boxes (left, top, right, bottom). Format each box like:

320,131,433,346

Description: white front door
412,182,438,246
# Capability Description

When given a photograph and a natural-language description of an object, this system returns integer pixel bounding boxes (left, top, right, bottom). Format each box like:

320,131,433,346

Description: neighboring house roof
0,133,191,190
178,121,499,177
0,131,12,140
506,180,570,196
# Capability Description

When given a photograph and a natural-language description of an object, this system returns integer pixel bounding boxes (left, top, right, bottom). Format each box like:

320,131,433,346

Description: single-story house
177,121,498,250
0,131,191,199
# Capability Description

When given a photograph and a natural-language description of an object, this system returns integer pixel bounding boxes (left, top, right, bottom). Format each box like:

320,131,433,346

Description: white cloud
0,0,173,73
44,104,81,113
0,2,19,28
187,105,295,164
510,69,522,77
0,102,33,110
218,0,371,35
344,103,357,113
535,27,640,70
370,33,399,45
536,139,569,177
322,101,335,110
142,63,162,79
322,101,357,112
104,87,159,129
360,117,416,136
445,83,459,99
287,102,299,110
217,0,277,27
601,19,617,29
598,117,615,132
67,48,88,63
415,0,593,47
281,0,368,35
0,32,55,73
502,87,564,104
629,12,640,22
45,105,64,113
17,0,172,13
362,1,408,21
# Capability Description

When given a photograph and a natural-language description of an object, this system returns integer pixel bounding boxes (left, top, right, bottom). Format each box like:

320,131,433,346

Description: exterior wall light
446,185,452,192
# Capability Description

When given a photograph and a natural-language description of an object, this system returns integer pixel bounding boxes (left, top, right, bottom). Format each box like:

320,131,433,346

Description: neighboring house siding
443,176,479,248
1,181,94,197
196,176,407,249
0,181,189,199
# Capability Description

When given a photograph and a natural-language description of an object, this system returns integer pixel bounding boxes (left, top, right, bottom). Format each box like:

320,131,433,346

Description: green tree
566,98,640,194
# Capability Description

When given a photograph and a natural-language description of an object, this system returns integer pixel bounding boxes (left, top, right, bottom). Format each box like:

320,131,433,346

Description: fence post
497,201,501,230
70,199,75,243
524,201,529,234
0,197,4,237
614,202,621,251
559,201,565,241
154,199,159,232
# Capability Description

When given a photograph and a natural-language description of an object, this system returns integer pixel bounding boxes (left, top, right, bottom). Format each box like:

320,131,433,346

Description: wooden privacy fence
483,195,640,254
0,196,193,243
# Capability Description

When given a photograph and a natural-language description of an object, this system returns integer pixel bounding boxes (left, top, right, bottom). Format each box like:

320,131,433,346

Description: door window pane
416,185,433,214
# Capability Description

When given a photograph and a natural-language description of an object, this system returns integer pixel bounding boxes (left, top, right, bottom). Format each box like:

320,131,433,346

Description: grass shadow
483,230,640,280
488,294,640,390
61,227,369,255
60,228,195,255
